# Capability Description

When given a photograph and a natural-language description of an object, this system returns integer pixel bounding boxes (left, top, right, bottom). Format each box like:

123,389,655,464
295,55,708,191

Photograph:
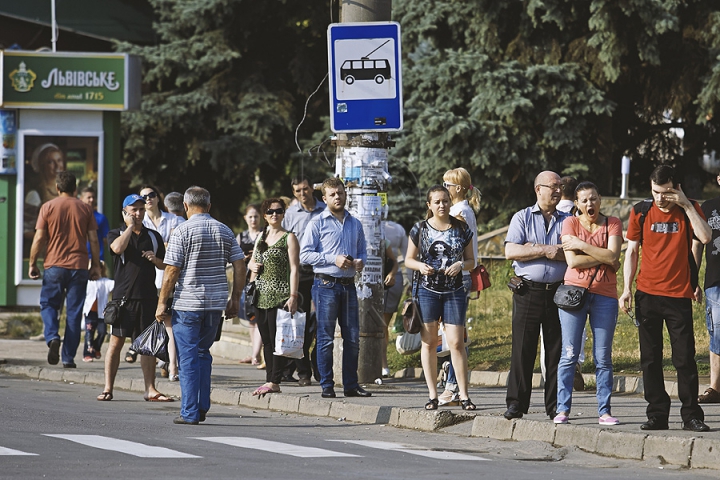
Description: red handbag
469,264,491,300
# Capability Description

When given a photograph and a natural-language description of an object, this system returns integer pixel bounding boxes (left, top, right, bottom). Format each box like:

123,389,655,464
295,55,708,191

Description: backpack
633,199,698,290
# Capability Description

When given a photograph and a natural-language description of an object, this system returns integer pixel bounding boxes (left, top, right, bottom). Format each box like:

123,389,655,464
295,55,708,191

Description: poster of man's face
21,135,99,279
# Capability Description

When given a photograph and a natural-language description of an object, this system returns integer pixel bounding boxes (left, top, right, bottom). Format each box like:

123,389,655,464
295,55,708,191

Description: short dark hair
290,176,310,188
560,176,578,199
80,186,96,195
650,164,677,187
56,171,77,193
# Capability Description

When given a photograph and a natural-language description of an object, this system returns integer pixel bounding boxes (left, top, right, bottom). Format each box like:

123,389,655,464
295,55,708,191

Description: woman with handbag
248,198,300,397
554,181,623,425
405,185,476,410
236,204,264,367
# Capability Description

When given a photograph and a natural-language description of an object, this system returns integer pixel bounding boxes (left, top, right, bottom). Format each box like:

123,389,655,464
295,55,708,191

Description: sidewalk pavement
2,338,720,470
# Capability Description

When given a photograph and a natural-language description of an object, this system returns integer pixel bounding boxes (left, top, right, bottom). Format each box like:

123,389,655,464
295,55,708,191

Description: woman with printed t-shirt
554,181,623,425
405,185,476,411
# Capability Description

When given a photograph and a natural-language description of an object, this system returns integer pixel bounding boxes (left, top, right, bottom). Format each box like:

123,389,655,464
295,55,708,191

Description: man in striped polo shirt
156,186,246,425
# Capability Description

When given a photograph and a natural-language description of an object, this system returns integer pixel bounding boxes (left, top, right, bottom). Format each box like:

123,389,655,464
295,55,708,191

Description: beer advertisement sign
0,51,141,111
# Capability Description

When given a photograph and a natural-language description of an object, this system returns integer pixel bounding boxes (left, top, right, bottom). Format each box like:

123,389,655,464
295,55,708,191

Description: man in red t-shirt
29,171,101,368
620,165,711,432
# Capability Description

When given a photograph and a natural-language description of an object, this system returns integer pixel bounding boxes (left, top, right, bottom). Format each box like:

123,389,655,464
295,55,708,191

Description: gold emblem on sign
8,62,37,92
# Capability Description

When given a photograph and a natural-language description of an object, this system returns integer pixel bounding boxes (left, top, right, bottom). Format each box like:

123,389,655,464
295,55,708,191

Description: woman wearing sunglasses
248,198,300,396
437,168,481,406
134,185,183,379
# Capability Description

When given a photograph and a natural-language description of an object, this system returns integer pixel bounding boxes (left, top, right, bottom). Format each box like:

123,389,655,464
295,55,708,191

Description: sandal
698,387,720,403
460,398,476,411
97,391,113,401
125,351,137,363
425,398,439,410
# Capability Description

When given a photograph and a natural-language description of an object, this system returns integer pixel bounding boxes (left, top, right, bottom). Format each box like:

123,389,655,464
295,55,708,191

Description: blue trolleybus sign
328,22,402,133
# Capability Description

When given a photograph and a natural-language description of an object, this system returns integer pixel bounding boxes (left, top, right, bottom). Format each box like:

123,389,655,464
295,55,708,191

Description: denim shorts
416,286,467,326
706,286,720,355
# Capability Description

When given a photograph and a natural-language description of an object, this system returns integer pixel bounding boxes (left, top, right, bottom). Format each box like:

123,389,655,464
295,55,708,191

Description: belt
524,279,562,291
315,273,355,285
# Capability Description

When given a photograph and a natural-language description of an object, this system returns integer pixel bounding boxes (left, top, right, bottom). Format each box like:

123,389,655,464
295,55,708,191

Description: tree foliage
393,0,720,229
117,0,331,225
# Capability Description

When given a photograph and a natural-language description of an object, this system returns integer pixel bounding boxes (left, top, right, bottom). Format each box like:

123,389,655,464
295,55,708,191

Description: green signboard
0,51,141,111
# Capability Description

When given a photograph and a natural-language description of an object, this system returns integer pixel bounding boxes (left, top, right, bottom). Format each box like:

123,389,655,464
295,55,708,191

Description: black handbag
102,298,126,325
553,218,608,311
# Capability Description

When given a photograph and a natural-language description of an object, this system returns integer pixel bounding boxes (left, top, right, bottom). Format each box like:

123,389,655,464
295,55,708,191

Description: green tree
117,0,331,225
394,0,720,228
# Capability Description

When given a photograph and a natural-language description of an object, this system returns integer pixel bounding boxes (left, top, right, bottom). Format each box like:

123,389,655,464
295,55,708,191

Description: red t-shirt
626,202,705,299
36,196,97,270
561,216,623,299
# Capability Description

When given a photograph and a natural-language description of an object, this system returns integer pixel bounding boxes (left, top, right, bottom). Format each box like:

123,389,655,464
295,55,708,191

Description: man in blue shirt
503,171,569,420
81,187,109,261
300,177,369,399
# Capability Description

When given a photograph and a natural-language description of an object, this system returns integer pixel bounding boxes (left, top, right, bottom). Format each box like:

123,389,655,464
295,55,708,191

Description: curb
3,364,719,471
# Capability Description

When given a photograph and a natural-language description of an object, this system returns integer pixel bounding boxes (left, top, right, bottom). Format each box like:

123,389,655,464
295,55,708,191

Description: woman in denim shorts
405,185,476,411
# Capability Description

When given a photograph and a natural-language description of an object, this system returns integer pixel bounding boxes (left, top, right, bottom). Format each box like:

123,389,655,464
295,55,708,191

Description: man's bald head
533,171,562,211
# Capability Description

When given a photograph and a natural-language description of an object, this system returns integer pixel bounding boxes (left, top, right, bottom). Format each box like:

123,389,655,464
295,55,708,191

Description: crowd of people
29,163,720,430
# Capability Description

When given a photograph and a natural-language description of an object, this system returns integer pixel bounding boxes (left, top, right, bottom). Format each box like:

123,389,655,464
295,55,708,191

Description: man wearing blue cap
96,193,172,402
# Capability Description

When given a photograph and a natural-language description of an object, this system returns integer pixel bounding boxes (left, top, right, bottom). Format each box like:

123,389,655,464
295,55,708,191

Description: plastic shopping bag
395,332,421,355
131,321,170,363
274,308,306,359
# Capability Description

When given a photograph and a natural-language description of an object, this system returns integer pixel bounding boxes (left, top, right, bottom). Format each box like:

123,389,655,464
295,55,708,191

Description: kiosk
0,50,141,306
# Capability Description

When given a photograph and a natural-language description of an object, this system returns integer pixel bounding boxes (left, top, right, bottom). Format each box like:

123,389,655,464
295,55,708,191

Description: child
82,261,114,362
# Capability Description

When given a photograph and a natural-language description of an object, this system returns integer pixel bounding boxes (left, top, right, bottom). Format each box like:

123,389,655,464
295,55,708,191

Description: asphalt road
0,374,714,480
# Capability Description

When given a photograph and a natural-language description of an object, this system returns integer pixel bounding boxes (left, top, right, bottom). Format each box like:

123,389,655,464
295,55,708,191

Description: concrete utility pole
332,0,394,385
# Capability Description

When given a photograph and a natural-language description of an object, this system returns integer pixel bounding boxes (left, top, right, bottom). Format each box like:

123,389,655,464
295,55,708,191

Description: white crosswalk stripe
44,434,200,458
327,440,489,461
0,446,37,456
195,437,360,458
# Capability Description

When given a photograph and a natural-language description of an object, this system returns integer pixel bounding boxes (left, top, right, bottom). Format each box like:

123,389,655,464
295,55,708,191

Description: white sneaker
438,389,459,406
381,368,390,378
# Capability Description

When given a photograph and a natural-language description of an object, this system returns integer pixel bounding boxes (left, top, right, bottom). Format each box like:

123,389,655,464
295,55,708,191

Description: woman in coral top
554,181,623,426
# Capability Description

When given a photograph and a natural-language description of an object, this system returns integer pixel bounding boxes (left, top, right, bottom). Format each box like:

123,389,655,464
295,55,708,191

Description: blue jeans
172,310,221,422
557,292,618,416
40,267,89,364
416,286,467,325
312,277,359,390
83,311,106,357
705,286,720,355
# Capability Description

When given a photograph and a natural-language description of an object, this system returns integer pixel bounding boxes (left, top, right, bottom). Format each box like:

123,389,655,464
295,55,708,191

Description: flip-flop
144,393,174,402
97,391,113,401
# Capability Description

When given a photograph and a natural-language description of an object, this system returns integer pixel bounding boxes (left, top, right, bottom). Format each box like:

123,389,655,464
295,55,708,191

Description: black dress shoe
683,418,710,432
503,404,523,420
282,375,299,383
200,410,207,422
63,363,76,369
298,377,312,387
173,416,199,425
344,386,372,397
640,417,669,430
321,387,336,398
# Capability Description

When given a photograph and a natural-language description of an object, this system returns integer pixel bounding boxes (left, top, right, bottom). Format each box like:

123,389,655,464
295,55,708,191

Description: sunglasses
266,208,285,216
442,182,457,189
142,191,158,200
